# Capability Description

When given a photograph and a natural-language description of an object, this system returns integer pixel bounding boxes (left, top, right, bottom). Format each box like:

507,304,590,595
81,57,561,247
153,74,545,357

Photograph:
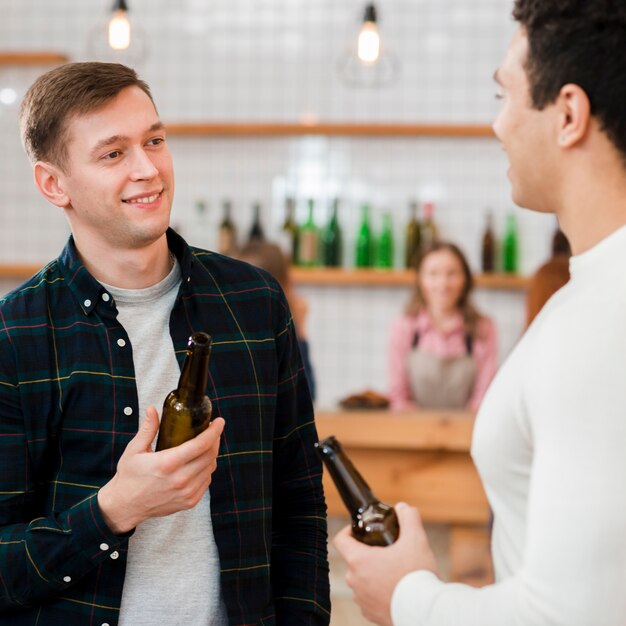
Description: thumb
394,502,422,534
128,405,160,453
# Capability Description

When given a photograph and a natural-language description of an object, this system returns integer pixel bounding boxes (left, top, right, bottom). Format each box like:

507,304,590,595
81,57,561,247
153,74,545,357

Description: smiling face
493,28,559,213
48,85,174,255
418,249,467,315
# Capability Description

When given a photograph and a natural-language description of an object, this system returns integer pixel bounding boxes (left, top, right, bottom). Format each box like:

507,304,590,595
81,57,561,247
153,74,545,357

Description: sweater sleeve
388,316,417,411
467,317,498,412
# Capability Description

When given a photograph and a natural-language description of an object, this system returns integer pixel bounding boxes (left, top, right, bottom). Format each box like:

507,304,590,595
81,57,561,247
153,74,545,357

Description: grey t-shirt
102,259,227,625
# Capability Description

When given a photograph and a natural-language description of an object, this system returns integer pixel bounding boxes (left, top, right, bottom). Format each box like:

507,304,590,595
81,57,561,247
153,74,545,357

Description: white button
84,299,92,307
102,623,110,626
110,551,119,560
187,277,191,282
123,407,133,416
100,543,109,551
102,293,110,302
117,338,126,347
63,575,71,583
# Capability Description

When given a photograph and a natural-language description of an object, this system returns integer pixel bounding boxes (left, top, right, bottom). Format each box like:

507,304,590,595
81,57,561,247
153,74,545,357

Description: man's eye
103,150,121,160
148,137,165,146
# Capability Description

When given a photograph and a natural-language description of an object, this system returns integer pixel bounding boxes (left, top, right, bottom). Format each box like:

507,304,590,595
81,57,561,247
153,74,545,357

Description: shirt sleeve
467,317,498,412
389,316,418,411
270,292,331,625
0,329,130,610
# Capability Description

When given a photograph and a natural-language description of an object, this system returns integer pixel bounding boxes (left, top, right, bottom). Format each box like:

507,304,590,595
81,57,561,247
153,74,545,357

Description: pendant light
87,0,148,66
357,4,380,63
108,0,131,51
338,3,400,88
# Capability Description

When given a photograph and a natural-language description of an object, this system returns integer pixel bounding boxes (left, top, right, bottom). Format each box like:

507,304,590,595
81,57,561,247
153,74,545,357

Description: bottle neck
178,335,211,401
317,437,376,513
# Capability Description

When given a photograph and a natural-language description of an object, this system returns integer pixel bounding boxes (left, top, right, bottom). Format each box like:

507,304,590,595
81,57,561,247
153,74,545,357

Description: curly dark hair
513,0,626,162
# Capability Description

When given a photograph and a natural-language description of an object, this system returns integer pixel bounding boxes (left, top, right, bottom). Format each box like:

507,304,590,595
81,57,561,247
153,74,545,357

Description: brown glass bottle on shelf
315,435,399,546
420,201,439,249
481,211,496,273
247,202,265,243
218,199,238,257
405,200,421,268
156,332,214,451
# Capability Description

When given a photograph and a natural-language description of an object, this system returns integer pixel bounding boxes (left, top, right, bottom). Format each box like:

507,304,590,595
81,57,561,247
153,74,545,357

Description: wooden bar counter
315,409,493,585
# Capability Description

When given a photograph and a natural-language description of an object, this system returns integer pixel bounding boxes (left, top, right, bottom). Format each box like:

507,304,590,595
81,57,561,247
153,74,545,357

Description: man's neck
74,234,173,289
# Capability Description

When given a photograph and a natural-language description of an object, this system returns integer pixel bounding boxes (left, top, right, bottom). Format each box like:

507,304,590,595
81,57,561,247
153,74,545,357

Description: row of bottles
214,197,441,269
480,212,519,274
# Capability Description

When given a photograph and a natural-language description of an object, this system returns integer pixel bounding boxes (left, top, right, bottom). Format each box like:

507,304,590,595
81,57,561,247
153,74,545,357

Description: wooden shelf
165,122,495,138
291,267,529,290
0,52,69,66
0,264,529,290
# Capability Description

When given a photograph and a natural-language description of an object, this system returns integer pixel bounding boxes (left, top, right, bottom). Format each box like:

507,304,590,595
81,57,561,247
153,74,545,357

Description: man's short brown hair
19,62,154,172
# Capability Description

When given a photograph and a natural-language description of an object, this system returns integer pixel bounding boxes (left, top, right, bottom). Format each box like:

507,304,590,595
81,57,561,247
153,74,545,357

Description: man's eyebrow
89,122,165,158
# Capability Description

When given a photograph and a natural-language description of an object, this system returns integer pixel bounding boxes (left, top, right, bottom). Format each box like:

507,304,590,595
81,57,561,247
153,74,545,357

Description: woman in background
238,241,316,401
389,242,498,412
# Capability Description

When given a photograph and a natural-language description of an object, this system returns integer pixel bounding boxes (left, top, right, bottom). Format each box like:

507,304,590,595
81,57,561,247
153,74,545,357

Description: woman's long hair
405,241,484,338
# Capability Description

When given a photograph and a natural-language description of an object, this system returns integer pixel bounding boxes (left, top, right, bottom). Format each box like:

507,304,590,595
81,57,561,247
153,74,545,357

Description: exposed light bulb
357,4,380,63
108,0,131,51
358,22,380,63
109,8,131,50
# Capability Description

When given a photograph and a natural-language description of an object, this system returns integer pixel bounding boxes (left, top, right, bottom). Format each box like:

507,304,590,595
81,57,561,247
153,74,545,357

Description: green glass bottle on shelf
405,200,421,268
297,198,320,267
321,198,343,267
279,196,298,262
156,333,214,451
420,201,439,249
376,212,394,268
502,213,519,273
315,435,399,546
355,204,374,268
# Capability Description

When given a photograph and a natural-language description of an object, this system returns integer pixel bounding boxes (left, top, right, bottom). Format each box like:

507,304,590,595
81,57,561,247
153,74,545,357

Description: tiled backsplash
1,0,555,408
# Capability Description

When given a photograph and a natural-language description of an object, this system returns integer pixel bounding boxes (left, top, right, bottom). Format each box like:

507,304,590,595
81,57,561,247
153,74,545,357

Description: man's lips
122,191,162,204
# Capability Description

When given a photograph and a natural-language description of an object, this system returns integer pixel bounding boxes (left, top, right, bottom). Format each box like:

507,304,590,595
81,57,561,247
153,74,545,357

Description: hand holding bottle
333,502,437,626
97,407,225,534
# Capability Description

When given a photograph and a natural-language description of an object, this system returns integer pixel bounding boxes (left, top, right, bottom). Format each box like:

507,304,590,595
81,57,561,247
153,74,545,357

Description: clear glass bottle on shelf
297,198,320,267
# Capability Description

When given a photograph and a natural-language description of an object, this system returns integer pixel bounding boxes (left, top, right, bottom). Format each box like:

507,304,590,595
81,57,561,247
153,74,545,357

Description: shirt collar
56,228,195,317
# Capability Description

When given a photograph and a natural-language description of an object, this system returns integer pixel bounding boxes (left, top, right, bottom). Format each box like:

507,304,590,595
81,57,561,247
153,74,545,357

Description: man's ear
33,161,70,208
556,83,591,148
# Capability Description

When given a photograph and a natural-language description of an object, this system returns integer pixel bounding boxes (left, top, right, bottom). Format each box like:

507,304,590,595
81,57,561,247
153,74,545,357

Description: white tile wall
0,0,554,408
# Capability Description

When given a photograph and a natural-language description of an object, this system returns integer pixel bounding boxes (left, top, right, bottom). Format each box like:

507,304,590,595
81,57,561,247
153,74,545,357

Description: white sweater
391,224,626,626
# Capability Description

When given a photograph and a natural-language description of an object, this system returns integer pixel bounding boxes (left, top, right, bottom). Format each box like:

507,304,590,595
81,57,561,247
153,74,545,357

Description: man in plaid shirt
0,62,330,625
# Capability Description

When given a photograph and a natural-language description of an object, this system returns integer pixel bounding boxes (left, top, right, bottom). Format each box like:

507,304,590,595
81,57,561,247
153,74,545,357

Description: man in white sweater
334,1,626,624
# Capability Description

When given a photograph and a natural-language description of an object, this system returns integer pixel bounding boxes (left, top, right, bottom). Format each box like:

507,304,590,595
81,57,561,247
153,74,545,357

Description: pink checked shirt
388,310,498,412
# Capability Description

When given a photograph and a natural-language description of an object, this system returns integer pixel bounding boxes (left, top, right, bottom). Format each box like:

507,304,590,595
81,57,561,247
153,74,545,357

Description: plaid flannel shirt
0,229,330,625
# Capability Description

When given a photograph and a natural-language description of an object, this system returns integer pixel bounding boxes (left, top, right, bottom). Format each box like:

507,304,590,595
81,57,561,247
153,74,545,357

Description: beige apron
408,338,476,409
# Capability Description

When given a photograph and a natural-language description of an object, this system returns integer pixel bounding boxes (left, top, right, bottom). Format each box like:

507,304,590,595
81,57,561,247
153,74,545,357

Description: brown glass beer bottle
155,332,213,451
315,435,399,546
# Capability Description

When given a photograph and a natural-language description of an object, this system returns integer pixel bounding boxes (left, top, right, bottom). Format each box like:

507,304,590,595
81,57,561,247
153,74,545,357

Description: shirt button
102,292,110,302
63,575,71,583
102,623,110,626
117,338,126,347
100,543,109,551
110,551,120,560
84,299,92,308
123,407,133,416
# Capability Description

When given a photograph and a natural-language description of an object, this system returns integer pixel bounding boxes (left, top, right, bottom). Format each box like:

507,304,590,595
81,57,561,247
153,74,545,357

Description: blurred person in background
388,242,498,412
335,0,626,624
238,240,316,401
0,62,329,625
526,227,571,326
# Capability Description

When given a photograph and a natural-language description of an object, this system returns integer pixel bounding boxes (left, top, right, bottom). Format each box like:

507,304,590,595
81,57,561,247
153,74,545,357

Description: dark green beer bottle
315,435,399,546
156,332,213,451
